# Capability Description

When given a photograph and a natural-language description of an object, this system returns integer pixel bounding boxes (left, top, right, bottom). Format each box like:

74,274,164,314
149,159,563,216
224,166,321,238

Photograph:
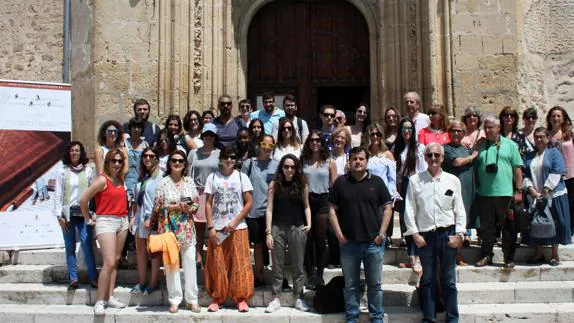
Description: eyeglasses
240,105,251,109
142,154,156,159
503,113,516,118
282,126,293,131
401,128,413,133
425,153,441,158
222,155,237,161
370,132,382,138
170,158,185,164
106,129,118,134
323,113,335,118
219,101,232,106
336,117,344,121
260,142,275,149
309,138,322,143
110,158,124,164
449,129,464,133
357,110,368,115
282,165,295,170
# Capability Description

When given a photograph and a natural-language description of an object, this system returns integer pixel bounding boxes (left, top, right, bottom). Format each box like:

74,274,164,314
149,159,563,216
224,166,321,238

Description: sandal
549,258,560,266
168,304,179,313
186,303,201,313
237,301,249,312
412,258,423,276
208,302,219,312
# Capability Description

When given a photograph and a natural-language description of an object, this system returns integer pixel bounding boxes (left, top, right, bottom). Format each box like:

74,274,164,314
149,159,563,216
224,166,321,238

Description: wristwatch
378,232,387,240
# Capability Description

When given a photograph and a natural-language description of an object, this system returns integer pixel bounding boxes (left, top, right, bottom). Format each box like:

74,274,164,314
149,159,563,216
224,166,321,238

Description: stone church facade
1,0,573,151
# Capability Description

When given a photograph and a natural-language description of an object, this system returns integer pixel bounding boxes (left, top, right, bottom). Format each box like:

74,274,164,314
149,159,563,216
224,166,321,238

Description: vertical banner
0,80,71,250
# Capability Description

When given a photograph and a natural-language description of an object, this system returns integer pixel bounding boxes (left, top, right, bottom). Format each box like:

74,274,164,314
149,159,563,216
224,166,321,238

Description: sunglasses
282,126,293,131
309,138,322,143
370,132,382,138
260,142,275,149
106,129,118,134
142,154,156,159
170,158,185,164
448,129,464,133
503,113,516,118
110,158,124,164
240,105,251,109
401,128,413,133
222,155,237,161
357,110,368,115
282,165,295,170
336,117,344,121
323,113,335,118
425,153,441,158
219,101,232,106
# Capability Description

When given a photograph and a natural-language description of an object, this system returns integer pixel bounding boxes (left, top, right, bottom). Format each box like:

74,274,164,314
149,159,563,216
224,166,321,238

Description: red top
417,127,450,145
95,175,128,217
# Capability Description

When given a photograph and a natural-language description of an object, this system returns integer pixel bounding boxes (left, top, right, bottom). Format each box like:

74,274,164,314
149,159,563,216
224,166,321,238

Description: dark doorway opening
315,86,369,127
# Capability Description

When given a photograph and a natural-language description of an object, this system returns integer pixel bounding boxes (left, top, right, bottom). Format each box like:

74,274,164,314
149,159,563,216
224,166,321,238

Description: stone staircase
1,243,574,322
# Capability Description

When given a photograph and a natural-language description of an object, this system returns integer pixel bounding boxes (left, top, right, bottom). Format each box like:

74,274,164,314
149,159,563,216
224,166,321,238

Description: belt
428,225,454,233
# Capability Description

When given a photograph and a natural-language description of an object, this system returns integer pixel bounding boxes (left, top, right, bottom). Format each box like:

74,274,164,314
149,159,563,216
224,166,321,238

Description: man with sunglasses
473,115,523,269
404,142,466,323
213,94,242,148
271,95,309,144
403,92,430,138
250,92,285,135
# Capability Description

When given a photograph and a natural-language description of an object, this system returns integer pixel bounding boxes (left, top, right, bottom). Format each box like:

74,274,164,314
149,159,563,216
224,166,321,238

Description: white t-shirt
204,170,253,230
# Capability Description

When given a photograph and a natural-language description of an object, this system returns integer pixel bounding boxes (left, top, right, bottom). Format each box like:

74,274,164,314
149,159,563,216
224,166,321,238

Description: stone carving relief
192,0,203,96
524,0,574,54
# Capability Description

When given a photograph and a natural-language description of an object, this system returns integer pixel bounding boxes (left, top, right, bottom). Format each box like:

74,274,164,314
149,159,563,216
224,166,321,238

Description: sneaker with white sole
106,297,126,309
94,300,105,315
294,298,310,312
265,297,281,313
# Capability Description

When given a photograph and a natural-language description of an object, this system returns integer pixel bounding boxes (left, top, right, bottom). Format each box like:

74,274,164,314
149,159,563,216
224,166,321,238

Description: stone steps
11,244,574,266
0,281,571,307
1,303,573,323
2,262,574,285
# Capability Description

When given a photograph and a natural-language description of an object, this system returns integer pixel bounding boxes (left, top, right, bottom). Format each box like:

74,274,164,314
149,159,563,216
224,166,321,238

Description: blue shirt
250,108,285,135
213,117,241,148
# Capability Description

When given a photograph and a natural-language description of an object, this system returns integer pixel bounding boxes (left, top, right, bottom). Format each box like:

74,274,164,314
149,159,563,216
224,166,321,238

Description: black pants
565,178,574,232
476,195,515,261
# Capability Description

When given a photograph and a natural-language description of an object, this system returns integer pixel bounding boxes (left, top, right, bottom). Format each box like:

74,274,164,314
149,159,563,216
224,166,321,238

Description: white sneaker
106,297,126,309
265,297,281,313
94,300,105,315
294,298,310,312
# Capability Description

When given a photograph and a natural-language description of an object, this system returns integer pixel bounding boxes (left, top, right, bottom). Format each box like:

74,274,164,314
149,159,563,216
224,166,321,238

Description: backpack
313,276,365,314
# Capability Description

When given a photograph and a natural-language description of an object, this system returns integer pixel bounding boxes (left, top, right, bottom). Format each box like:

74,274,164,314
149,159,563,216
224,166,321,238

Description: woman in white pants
152,150,200,313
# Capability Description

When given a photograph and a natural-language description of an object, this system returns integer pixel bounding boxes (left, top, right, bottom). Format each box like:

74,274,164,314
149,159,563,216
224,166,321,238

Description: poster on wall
0,79,72,250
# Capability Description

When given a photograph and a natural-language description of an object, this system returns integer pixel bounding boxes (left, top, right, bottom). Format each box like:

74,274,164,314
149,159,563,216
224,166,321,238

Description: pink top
417,127,450,145
461,129,485,149
559,132,574,179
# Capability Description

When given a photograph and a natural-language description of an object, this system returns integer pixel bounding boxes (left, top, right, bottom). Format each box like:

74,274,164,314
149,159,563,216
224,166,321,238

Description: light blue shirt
250,108,285,135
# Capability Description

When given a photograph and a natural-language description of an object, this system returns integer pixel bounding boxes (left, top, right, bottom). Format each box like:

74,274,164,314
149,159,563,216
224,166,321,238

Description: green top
475,136,523,197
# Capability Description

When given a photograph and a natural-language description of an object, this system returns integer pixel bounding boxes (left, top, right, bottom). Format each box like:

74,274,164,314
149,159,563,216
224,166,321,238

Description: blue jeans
339,240,384,323
417,229,459,323
62,217,97,282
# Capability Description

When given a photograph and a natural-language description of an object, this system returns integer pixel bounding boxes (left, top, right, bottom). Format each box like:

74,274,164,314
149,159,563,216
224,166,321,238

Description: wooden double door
247,0,370,125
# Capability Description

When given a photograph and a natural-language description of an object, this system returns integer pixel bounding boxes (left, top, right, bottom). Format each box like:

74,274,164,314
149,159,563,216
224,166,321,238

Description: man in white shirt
404,92,430,138
404,142,466,323
271,95,309,144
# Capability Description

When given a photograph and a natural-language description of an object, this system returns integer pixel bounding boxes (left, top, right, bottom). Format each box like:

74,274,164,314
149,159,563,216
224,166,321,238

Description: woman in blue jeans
53,141,98,290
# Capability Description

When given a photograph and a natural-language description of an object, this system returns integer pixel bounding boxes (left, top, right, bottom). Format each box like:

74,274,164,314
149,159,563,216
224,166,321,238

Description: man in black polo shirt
328,147,393,323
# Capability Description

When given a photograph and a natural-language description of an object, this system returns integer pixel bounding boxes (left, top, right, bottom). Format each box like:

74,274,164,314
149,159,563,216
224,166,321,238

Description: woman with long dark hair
347,103,371,148
273,118,302,162
124,117,149,201
155,128,177,175
94,120,128,175
393,118,427,275
383,107,401,151
80,149,129,315
183,110,204,151
234,127,255,169
264,154,311,313
249,118,265,146
165,115,186,152
54,141,98,290
301,130,337,290
129,147,162,295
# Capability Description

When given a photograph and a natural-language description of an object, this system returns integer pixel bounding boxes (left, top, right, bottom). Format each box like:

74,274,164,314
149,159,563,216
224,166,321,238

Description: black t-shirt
329,173,392,242
123,121,160,147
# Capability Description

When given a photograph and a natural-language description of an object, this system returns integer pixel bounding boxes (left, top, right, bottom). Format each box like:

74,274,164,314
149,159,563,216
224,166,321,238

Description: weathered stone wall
0,1,64,83
518,0,574,117
450,0,519,116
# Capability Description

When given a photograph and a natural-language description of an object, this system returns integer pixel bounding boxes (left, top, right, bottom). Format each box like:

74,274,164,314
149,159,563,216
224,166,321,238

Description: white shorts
95,215,128,236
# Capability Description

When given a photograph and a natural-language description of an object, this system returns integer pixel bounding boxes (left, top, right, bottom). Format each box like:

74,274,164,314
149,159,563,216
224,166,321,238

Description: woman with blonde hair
80,149,129,315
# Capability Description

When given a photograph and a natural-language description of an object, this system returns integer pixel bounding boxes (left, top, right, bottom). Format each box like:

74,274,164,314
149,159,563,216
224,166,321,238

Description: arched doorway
247,0,370,125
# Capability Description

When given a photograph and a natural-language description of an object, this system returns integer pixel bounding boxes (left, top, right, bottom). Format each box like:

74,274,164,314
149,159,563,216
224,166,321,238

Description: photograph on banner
0,79,71,250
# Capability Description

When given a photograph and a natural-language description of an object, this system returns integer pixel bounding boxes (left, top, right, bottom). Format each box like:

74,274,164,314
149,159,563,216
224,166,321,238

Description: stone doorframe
234,0,385,120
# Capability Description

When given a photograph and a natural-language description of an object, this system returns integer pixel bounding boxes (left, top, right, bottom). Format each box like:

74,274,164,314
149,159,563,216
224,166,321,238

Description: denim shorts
95,215,128,236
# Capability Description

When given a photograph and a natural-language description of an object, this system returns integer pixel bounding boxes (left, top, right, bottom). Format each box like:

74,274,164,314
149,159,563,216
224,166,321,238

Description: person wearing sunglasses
443,120,479,262
520,108,538,156
188,123,221,269
318,105,337,150
499,106,526,153
95,120,128,176
347,103,371,148
302,130,338,290
250,92,285,135
129,147,162,296
393,117,427,275
364,123,400,246
273,118,302,162
264,154,311,313
271,95,309,145
153,150,200,313
236,98,253,128
334,110,347,128
460,107,484,149
213,94,242,148
404,142,466,323
204,147,254,313
241,135,278,288
417,105,450,146
155,128,177,175
79,149,129,315
474,115,523,269
53,141,98,291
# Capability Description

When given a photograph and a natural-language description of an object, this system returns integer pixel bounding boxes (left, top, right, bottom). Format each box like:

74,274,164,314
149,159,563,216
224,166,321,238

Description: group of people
52,92,574,323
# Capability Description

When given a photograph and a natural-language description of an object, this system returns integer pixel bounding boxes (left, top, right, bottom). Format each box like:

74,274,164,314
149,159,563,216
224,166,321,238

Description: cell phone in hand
181,197,193,205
